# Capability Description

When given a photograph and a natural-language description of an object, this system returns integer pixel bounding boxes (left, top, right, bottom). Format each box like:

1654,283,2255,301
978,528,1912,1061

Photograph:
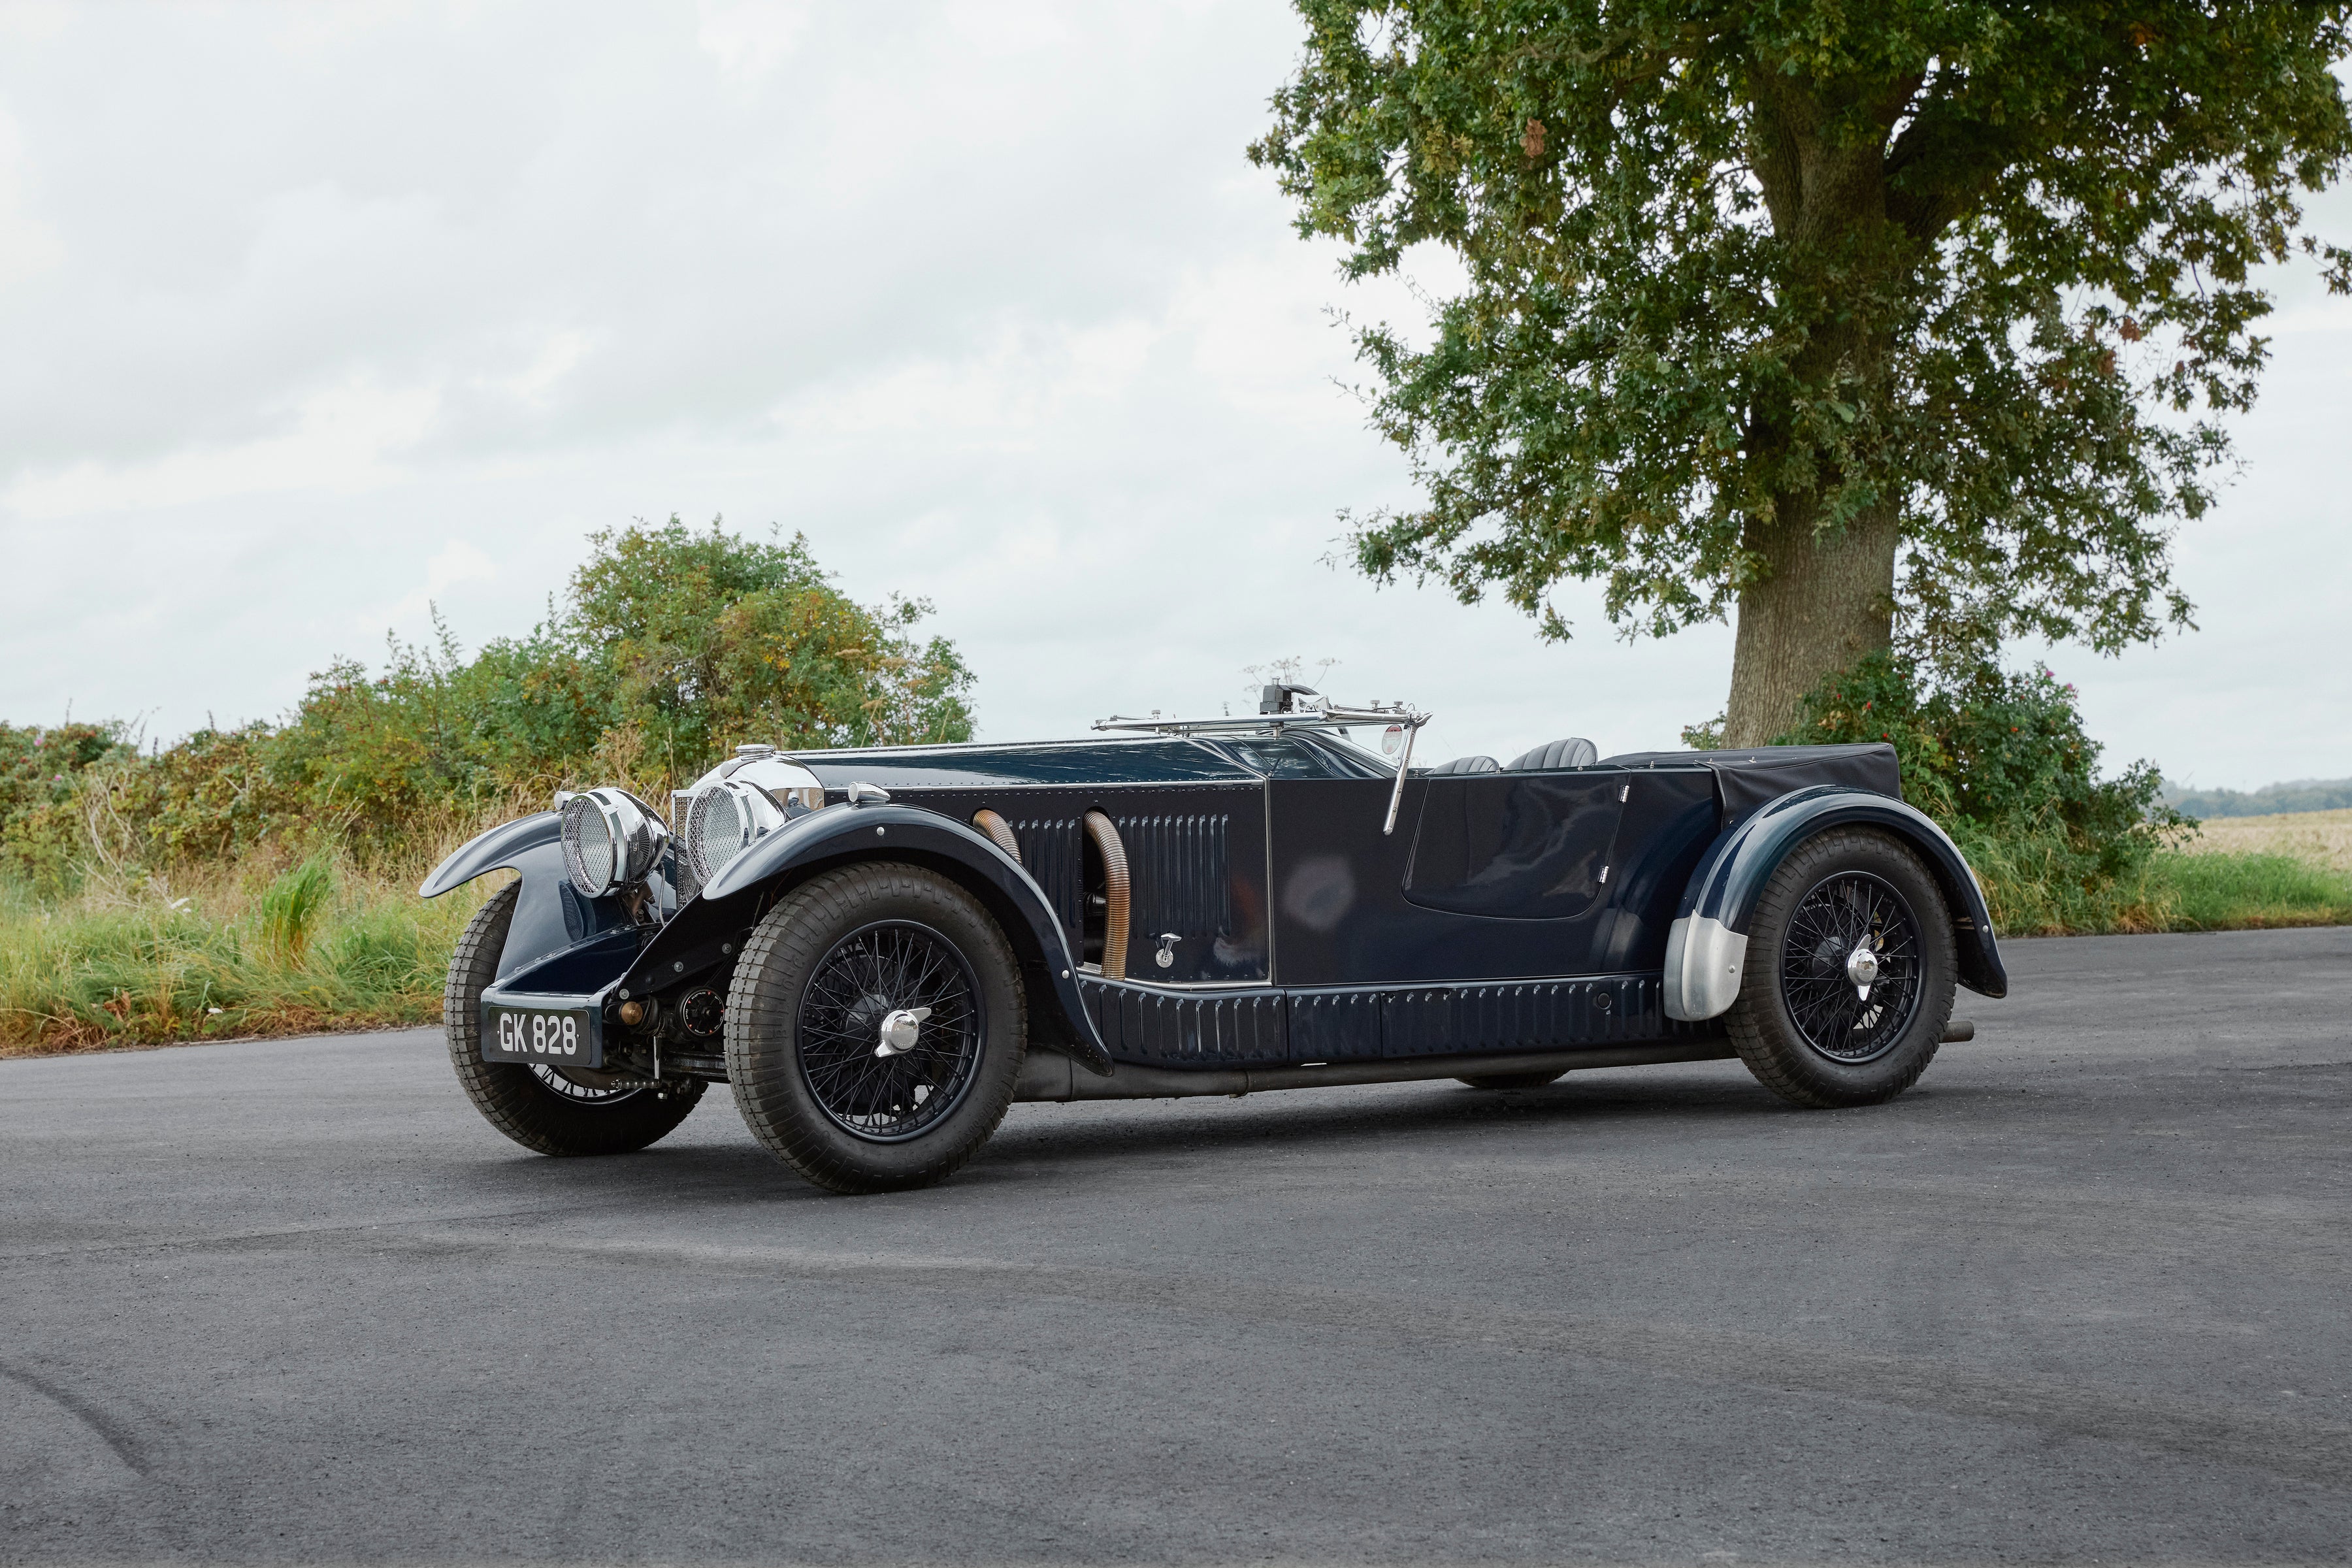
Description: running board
1015,1040,1737,1103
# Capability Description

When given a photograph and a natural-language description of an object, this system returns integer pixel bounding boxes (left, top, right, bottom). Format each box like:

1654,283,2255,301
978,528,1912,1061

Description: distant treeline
2167,779,2352,819
0,519,975,889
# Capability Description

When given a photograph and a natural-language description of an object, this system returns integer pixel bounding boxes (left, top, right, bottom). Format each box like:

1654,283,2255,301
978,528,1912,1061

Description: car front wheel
725,863,1026,1194
444,881,705,1154
1725,828,1957,1109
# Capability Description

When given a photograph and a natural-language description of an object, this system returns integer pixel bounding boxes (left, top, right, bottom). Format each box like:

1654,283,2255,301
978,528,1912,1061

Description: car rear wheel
1725,828,1957,1109
1456,1070,1567,1090
725,863,1026,1194
443,882,705,1154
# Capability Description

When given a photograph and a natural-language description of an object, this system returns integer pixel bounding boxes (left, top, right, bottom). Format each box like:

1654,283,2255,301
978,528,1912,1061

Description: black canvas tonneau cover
1598,742,1904,823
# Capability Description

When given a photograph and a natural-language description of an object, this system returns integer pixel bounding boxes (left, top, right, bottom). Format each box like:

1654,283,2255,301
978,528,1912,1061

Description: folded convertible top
1598,742,1904,821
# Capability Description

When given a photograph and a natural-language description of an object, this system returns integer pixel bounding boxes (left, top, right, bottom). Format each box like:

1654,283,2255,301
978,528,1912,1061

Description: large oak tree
1253,3,2351,743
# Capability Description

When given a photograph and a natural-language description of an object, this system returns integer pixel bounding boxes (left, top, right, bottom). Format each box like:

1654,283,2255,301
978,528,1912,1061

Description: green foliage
1253,2,2352,661
1678,715,1727,751
572,519,974,768
1779,649,2188,932
93,723,300,867
0,722,131,889
257,855,335,962
1,518,976,888
1940,817,2170,936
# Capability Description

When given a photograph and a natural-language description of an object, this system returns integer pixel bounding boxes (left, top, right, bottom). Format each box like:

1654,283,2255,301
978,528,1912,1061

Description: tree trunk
1723,501,1900,746
1722,69,1918,747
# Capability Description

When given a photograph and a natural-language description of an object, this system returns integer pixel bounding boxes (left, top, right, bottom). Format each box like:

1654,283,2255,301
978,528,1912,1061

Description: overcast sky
1,1,2345,790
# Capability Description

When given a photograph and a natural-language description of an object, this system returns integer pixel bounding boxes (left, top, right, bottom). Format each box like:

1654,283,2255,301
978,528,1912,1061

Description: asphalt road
4,928,2349,1565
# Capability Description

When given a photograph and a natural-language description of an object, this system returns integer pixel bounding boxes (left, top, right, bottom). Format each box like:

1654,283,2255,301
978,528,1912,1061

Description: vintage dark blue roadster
421,687,2006,1192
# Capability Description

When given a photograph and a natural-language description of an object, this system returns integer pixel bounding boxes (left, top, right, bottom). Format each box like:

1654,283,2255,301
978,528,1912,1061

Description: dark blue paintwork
1405,770,1625,920
790,738,1255,789
418,811,643,984
1593,768,1722,972
1678,785,2008,998
419,731,2004,1080
619,802,1113,1075
791,730,1397,791
794,781,1271,984
1265,772,1646,986
418,811,561,899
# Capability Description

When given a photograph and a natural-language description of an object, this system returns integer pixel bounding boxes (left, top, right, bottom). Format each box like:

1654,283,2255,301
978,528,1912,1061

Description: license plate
482,1003,600,1067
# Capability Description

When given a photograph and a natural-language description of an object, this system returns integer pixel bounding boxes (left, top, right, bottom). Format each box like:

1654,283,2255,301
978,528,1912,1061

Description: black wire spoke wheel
1778,872,1923,1064
795,921,983,1142
528,1064,645,1105
727,863,1027,1194
1725,828,1957,1110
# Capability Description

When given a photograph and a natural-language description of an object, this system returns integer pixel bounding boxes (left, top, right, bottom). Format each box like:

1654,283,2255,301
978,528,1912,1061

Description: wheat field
2178,808,2352,873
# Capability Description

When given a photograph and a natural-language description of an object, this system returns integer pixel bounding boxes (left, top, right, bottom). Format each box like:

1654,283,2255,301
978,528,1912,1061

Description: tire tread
1725,828,1957,1110
443,882,703,1155
725,864,1025,1194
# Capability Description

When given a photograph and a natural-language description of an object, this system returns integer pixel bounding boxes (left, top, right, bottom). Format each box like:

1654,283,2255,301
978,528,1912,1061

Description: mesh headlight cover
684,779,792,886
558,788,669,900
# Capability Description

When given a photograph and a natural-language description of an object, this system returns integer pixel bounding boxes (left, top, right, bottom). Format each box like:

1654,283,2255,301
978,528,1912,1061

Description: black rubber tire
443,882,705,1155
1456,1070,1568,1090
725,864,1026,1194
1725,828,1957,1109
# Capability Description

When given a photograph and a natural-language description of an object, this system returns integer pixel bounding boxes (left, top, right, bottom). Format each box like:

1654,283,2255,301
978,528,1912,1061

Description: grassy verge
0,855,496,1059
2144,849,2352,932
1959,846,2352,939
1950,815,2352,938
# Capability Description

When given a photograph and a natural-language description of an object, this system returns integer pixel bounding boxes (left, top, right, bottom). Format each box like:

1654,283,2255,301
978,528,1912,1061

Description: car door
1264,767,1629,989
1403,770,1627,921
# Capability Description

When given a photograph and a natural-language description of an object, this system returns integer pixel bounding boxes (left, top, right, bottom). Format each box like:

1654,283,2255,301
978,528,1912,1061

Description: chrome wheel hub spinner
1844,944,1881,998
875,1005,932,1058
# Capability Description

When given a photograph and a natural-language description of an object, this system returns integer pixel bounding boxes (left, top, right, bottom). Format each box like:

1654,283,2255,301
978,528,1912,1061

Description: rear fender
1662,787,2007,1022
615,803,1112,1075
416,811,640,984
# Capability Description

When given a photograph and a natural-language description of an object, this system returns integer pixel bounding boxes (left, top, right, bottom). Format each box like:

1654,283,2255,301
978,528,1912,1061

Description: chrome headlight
684,779,813,886
557,787,669,900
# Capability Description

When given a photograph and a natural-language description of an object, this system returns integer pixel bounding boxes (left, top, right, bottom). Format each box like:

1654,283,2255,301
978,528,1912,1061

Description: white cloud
4,378,440,520
482,329,601,410
0,106,61,292
368,539,501,634
772,318,1160,447
696,0,812,84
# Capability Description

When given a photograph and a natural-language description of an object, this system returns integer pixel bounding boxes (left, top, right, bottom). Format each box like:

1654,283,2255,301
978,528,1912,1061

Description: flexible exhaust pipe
972,809,1022,864
1083,809,1130,981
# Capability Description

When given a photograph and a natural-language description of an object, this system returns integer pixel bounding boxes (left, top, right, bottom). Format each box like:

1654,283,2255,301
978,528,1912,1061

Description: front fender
1662,787,2007,1022
617,804,1112,1076
416,811,638,983
419,812,561,899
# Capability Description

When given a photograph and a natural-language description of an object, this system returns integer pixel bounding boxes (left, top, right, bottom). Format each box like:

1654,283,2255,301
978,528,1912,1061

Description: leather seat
1424,755,1501,775
1506,738,1599,771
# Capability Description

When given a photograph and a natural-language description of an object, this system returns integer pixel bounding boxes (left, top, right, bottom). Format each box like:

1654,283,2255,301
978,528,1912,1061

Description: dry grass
2176,808,2352,873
